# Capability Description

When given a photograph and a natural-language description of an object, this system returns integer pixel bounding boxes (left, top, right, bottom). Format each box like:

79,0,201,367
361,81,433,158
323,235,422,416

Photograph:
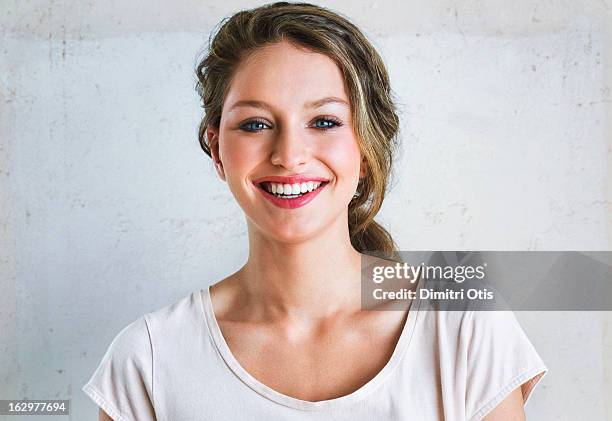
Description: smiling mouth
257,181,329,199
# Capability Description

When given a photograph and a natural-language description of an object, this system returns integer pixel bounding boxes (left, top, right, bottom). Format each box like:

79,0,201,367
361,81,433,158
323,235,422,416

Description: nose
269,124,308,170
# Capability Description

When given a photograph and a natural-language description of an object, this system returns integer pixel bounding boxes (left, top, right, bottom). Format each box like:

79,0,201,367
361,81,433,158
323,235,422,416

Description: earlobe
207,127,226,182
359,158,368,179
214,158,226,182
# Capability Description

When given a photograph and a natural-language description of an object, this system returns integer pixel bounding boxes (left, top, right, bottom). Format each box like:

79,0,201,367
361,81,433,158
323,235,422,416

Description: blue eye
313,117,343,130
240,119,269,132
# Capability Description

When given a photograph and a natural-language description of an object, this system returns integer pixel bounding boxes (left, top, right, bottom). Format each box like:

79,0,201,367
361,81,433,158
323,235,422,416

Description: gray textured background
1,0,611,419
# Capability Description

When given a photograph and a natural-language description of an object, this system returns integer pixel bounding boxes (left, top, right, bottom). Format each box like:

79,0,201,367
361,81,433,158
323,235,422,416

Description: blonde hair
195,2,401,255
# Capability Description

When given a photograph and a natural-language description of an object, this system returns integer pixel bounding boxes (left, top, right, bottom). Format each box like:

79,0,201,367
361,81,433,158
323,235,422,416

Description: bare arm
481,386,526,421
99,408,113,421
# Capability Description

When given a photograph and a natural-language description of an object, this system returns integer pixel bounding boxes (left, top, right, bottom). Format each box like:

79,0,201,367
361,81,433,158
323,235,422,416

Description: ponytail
349,209,397,255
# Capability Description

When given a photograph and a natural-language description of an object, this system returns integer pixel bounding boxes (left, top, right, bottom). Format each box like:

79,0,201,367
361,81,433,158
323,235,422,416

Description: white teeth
262,181,326,197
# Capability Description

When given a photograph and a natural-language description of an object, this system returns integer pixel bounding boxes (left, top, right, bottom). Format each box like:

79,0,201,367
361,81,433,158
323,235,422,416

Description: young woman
83,2,547,420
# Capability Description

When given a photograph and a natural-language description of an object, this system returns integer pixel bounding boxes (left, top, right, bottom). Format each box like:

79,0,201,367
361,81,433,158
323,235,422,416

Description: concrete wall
1,0,610,419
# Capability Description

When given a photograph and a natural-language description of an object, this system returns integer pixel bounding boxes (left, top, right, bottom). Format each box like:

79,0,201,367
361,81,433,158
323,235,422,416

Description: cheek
320,137,362,182
219,134,262,180
217,137,258,204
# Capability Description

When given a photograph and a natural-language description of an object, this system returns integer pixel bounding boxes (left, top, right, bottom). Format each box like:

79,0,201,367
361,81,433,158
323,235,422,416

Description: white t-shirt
82,278,547,421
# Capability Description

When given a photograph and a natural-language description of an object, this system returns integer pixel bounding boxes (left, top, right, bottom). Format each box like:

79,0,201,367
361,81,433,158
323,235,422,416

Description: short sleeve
82,315,156,421
465,310,547,421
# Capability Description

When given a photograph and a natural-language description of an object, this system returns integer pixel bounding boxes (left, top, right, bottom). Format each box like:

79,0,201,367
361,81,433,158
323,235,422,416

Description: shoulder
415,300,546,377
145,289,203,330
140,289,208,357
100,290,199,355
103,315,152,364
423,306,539,357
99,289,204,361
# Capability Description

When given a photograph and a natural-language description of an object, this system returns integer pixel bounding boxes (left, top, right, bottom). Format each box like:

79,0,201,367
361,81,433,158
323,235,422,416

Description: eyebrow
228,96,349,112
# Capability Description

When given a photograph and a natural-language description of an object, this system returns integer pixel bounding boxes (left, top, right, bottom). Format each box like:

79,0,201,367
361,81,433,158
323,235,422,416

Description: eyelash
239,116,344,133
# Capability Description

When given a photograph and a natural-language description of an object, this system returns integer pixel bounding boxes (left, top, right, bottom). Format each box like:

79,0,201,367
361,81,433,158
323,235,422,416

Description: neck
237,212,364,322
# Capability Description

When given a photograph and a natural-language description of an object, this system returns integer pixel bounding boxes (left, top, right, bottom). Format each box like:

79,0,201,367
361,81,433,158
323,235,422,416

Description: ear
207,126,226,182
359,156,368,179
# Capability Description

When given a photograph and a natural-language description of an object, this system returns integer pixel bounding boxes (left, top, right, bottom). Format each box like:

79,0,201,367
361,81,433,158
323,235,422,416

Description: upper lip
253,175,330,185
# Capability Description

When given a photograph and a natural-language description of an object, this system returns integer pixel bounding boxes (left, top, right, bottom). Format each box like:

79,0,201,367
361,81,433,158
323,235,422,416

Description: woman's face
208,40,364,244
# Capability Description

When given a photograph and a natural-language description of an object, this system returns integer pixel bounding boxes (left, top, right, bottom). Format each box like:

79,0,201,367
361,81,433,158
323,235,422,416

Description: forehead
223,40,350,112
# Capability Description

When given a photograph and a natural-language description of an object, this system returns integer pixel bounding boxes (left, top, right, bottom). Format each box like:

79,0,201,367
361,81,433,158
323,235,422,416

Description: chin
244,202,347,244
268,225,323,244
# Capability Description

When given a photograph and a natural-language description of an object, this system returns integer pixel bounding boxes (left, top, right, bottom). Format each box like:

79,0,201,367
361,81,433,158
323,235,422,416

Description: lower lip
256,183,328,209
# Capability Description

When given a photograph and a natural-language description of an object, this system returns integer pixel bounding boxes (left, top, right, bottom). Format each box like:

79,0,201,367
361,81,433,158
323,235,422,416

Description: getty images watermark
371,260,493,302
361,251,612,311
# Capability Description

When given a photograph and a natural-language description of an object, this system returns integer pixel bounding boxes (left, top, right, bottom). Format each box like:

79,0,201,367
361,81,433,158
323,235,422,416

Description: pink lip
254,179,329,210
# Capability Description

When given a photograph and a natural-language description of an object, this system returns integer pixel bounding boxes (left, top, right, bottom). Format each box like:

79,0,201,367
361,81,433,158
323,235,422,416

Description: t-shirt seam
82,382,129,421
199,288,219,353
199,288,234,372
466,364,548,421
143,313,156,411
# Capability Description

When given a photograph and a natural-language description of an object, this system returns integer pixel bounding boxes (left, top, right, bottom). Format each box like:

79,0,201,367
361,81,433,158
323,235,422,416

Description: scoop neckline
198,277,423,411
